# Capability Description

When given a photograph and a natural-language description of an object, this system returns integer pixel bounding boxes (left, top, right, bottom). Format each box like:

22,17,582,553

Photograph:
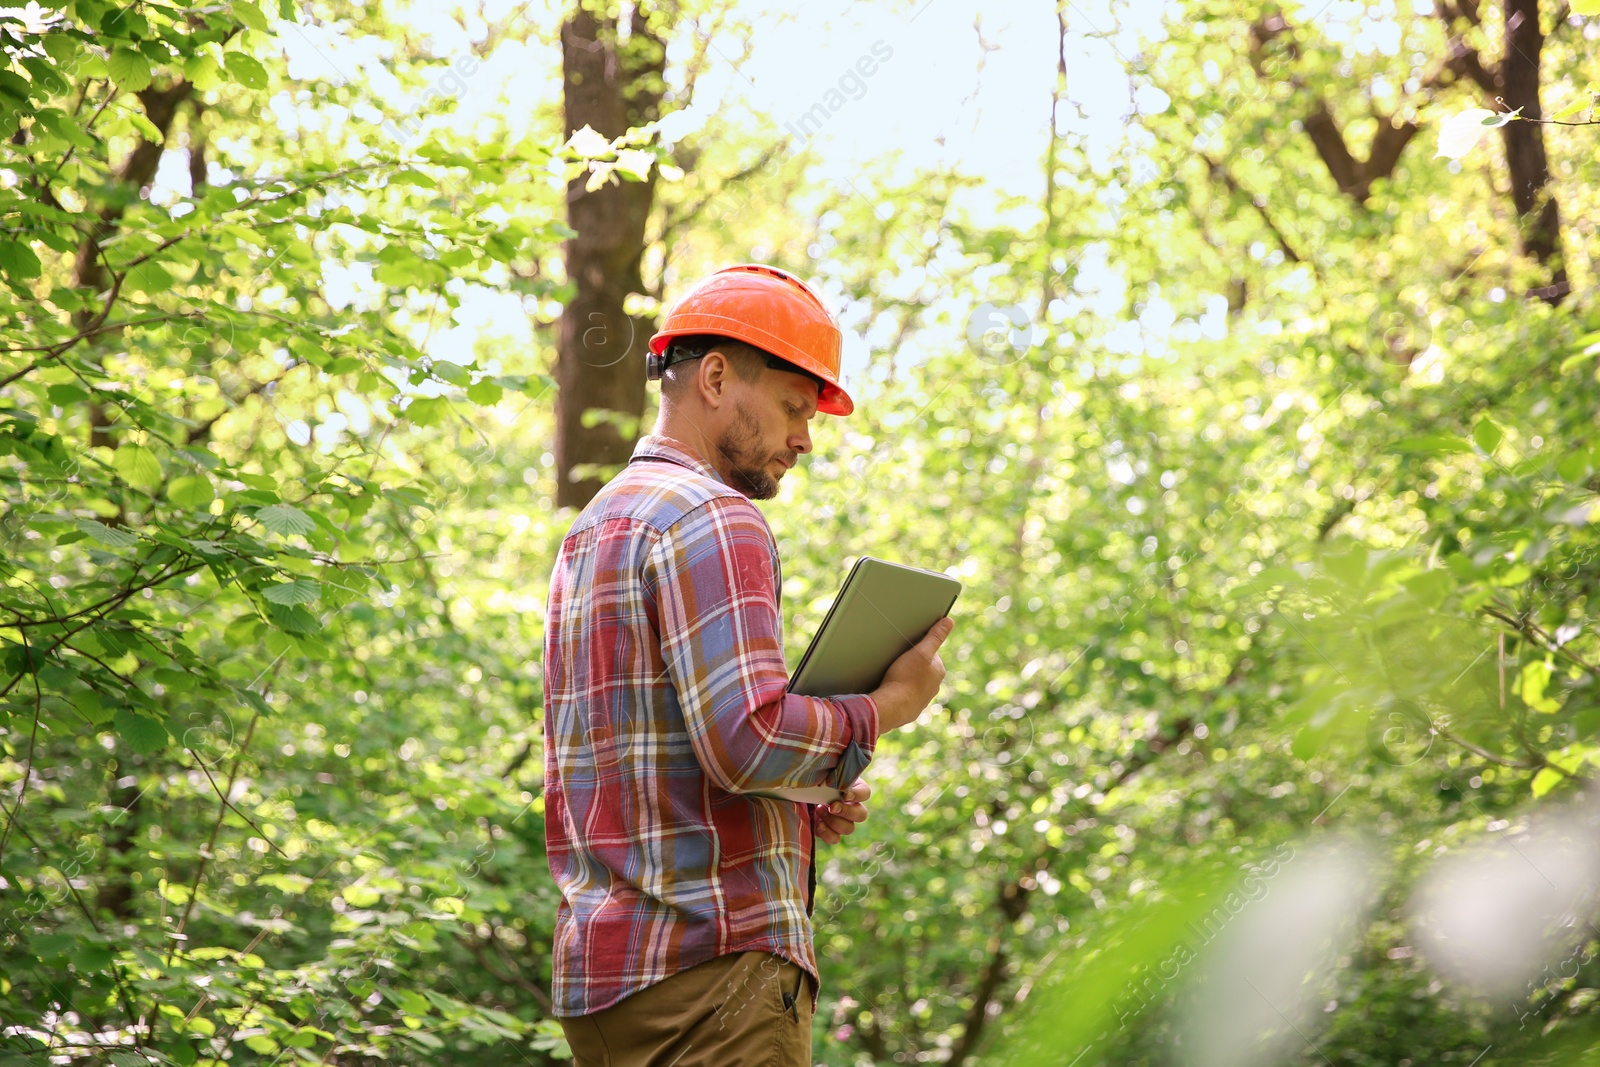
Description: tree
1,2,574,1059
6,1,1599,1063
553,1,673,507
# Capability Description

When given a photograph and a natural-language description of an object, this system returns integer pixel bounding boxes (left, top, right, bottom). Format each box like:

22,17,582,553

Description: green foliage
1,0,574,1062
4,1,1600,1065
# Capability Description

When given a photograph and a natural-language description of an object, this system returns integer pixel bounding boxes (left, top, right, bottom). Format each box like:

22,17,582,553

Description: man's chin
727,467,779,500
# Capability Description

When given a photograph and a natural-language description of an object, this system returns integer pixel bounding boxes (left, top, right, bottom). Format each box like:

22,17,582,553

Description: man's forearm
687,689,878,795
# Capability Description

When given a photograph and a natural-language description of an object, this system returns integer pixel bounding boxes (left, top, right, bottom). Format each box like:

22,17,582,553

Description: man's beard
714,401,794,500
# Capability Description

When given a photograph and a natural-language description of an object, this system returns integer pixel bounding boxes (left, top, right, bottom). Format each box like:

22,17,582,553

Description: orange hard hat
648,264,854,416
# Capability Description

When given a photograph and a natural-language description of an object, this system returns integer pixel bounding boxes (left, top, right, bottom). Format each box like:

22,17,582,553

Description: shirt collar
631,434,726,485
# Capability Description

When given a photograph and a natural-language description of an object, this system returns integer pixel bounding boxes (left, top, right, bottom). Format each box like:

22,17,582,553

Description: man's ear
697,350,731,409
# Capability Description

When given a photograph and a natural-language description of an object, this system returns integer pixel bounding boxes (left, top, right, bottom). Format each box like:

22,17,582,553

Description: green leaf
73,53,110,83
114,444,162,490
76,520,138,549
47,383,89,404
71,945,115,972
1558,451,1595,484
115,708,169,754
180,446,223,469
230,0,271,32
1531,766,1565,798
102,6,152,37
1551,97,1591,121
124,260,175,294
107,47,153,92
1559,346,1600,375
263,580,322,606
33,107,98,151
123,108,162,143
1291,723,1327,761
0,69,32,104
21,57,68,97
29,933,76,958
405,396,451,427
0,240,42,281
41,33,79,65
38,665,77,689
466,379,504,405
267,602,321,634
1472,417,1503,455
223,51,269,91
1393,434,1473,455
223,223,270,248
183,54,224,93
1519,658,1563,713
167,475,215,509
255,504,315,536
257,872,313,894
389,169,438,189
385,987,433,1015
323,356,363,375
322,568,370,607
74,687,112,725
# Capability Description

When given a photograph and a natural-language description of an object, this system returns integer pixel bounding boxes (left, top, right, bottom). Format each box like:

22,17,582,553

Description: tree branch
459,931,554,1013
654,143,783,258
0,639,43,863
1198,150,1306,264
187,364,299,445
166,707,266,965
1252,17,1425,204
1484,605,1599,676
944,914,1012,1067
1303,101,1363,194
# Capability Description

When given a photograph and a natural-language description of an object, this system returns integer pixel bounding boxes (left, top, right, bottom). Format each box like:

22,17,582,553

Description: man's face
713,366,819,500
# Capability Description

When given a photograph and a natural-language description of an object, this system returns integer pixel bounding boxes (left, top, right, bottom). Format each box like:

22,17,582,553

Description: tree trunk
73,81,195,449
1496,0,1567,301
554,2,671,508
96,755,145,921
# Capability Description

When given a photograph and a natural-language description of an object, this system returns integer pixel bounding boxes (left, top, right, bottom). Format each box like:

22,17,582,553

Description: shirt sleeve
649,494,880,796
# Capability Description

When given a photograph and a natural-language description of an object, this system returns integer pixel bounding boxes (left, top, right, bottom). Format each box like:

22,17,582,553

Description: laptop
745,557,962,804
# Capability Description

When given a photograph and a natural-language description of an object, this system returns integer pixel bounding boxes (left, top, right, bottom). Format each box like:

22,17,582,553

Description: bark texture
554,2,671,507
1495,0,1566,297
74,80,195,449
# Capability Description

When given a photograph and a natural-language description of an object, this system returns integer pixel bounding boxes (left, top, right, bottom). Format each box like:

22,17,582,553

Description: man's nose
790,424,812,455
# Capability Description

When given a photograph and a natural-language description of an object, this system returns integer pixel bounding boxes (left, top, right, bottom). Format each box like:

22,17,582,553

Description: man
543,263,954,1066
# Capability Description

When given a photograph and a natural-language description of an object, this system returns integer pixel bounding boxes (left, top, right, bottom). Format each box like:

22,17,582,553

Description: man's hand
870,617,954,732
814,780,872,844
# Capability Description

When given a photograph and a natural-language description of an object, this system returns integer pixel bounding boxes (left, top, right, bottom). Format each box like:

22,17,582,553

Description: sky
133,0,1412,415
682,0,1145,198
245,0,1169,401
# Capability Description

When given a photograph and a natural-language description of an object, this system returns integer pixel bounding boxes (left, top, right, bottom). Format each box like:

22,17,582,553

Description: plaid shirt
542,434,880,1018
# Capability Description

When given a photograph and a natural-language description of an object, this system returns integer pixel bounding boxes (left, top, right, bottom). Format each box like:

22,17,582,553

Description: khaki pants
559,951,814,1067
